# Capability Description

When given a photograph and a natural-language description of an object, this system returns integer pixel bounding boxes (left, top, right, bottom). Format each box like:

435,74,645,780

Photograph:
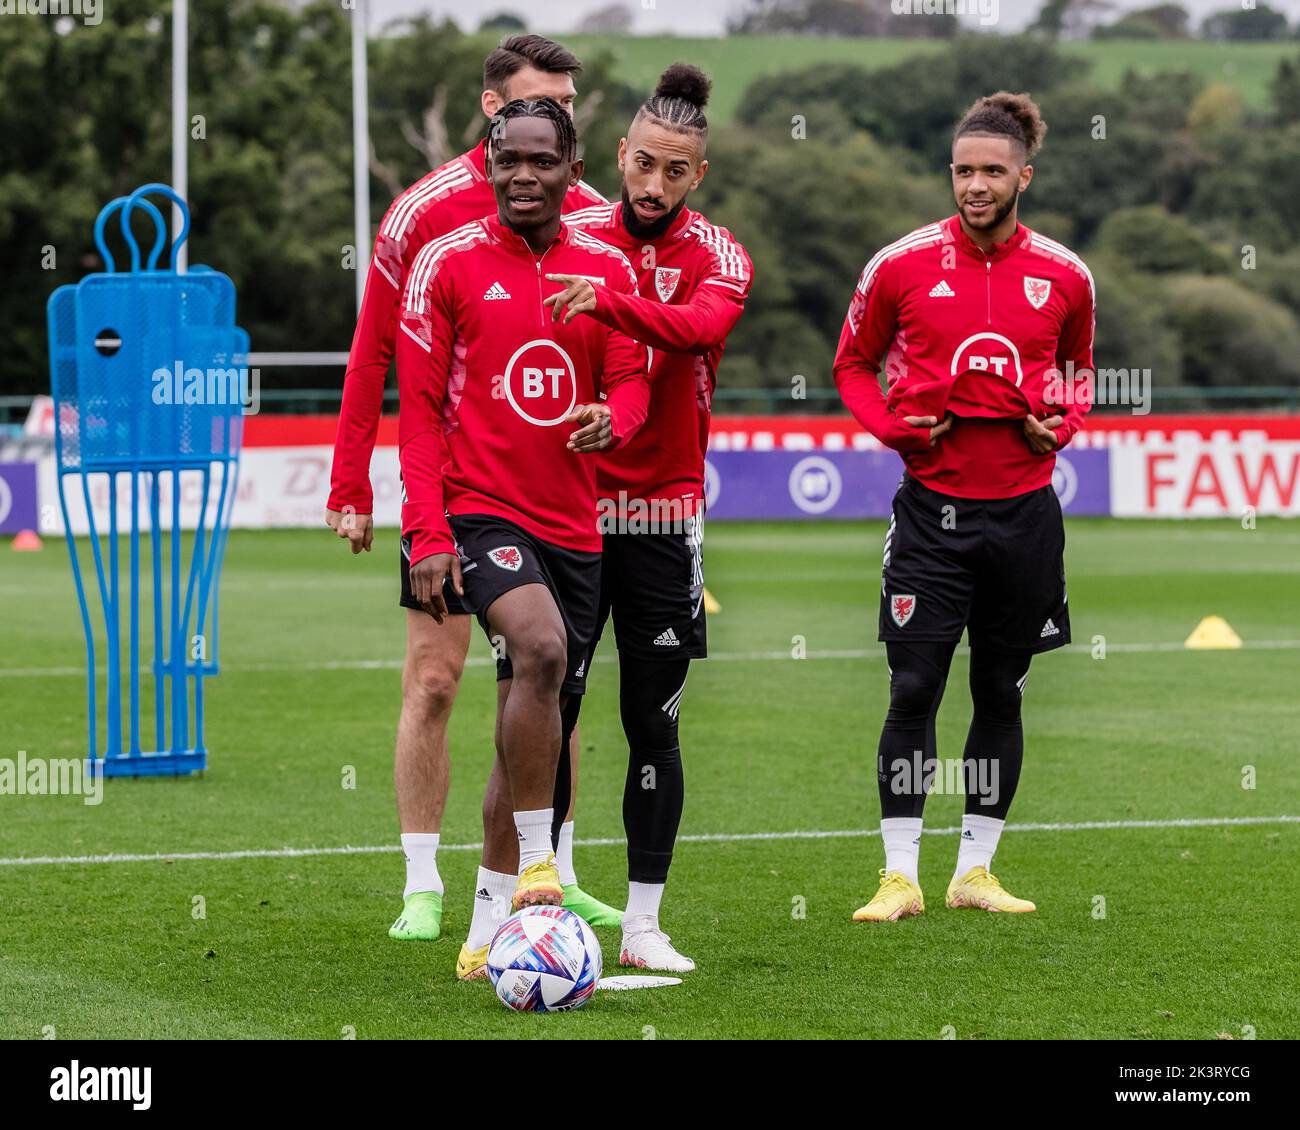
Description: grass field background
2,518,1298,1039
546,36,1299,121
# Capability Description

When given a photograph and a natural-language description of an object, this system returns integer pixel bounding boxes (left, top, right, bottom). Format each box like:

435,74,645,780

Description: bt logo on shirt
502,339,577,426
949,332,1025,386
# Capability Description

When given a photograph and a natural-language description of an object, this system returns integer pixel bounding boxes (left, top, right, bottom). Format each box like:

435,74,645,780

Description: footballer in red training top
328,58,604,533
833,91,1095,923
325,36,625,949
395,98,650,918
545,63,754,974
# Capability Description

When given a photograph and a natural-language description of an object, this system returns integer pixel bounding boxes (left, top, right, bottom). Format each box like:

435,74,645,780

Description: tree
727,0,956,38
1093,206,1228,273
1031,0,1117,39
1093,4,1189,39
1187,82,1245,136
739,35,1088,167
1163,275,1300,388
1201,4,1291,42
1271,55,1300,125
1085,254,1183,389
578,4,634,34
478,12,527,33
1133,4,1190,37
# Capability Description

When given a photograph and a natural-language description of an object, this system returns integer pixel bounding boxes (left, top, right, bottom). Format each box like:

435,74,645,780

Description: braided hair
954,91,1047,161
488,96,578,161
635,63,711,145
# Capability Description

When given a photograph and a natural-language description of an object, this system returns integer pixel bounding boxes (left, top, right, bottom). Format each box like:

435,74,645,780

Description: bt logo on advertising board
788,455,842,515
1051,453,1078,508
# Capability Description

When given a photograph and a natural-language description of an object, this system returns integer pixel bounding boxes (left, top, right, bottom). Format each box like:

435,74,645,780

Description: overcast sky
365,0,1300,37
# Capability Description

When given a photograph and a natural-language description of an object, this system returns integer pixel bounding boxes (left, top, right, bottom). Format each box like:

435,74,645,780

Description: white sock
555,820,577,886
623,881,665,935
514,808,554,872
880,817,923,885
401,832,443,898
466,867,516,949
955,814,1005,879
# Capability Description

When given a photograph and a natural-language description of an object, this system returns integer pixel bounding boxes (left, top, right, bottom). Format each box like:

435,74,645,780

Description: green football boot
388,890,443,941
561,883,624,928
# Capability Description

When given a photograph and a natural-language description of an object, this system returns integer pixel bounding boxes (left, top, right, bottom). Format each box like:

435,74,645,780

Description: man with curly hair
834,92,1096,922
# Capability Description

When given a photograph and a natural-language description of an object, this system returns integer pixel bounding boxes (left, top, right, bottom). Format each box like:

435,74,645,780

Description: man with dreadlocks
395,97,650,975
541,64,754,973
834,92,1095,922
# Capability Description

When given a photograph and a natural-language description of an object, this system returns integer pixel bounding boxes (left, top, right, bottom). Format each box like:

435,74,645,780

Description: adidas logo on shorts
928,279,956,298
1040,618,1060,638
653,628,680,648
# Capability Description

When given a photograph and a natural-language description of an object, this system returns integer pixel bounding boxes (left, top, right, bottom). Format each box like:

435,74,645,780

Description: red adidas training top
329,139,606,513
396,216,651,566
564,202,753,514
833,215,1095,499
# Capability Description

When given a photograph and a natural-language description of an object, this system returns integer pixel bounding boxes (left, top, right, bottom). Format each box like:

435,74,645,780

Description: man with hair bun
543,63,754,973
834,91,1095,923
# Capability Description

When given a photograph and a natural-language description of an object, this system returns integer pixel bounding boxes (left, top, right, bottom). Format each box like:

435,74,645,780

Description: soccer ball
487,906,603,1012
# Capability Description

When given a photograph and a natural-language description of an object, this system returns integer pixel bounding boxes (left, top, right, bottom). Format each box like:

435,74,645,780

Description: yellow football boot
852,869,925,922
456,942,489,981
511,853,563,911
946,866,1036,913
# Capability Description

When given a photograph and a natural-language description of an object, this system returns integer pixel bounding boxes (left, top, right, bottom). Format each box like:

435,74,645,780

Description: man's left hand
566,404,614,452
1023,413,1063,454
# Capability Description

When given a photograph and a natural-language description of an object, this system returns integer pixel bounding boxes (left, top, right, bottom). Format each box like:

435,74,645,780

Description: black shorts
450,514,601,696
879,475,1070,653
591,514,707,663
399,536,471,616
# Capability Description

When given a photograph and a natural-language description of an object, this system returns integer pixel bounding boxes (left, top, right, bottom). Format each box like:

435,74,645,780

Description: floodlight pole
351,0,371,313
172,0,188,272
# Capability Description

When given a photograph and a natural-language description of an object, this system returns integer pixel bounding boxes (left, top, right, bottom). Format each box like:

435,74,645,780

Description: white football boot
620,918,696,973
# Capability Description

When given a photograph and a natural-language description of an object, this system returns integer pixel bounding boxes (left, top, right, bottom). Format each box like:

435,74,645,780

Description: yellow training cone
702,586,721,614
1184,616,1242,650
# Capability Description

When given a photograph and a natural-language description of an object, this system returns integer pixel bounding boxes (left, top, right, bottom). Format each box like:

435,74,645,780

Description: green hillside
527,34,1298,122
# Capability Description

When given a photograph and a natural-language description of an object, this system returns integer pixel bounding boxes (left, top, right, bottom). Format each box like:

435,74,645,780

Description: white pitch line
3,639,1300,680
1,815,1295,868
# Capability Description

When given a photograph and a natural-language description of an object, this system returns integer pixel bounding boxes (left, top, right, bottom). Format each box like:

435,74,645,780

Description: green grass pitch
1,518,1297,1039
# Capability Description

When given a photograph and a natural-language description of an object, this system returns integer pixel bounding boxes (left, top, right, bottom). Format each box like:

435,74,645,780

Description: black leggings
558,656,689,884
877,640,1031,821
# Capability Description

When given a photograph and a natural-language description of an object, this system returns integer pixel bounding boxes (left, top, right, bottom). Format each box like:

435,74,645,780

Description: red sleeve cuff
326,488,373,514
402,503,455,567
